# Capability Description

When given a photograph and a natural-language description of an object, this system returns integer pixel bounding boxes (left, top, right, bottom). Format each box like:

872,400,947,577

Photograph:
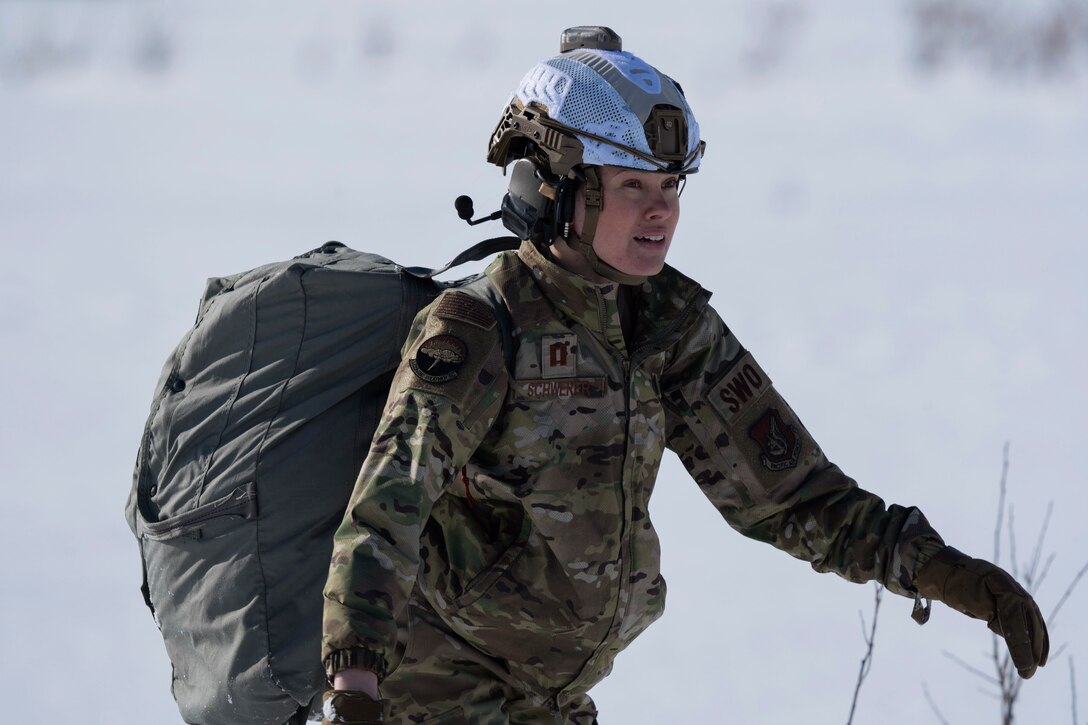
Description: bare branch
943,649,1001,685
994,441,1010,564
1008,504,1019,580
1037,552,1057,594
922,681,951,725
1071,655,1078,725
846,583,882,725
1050,558,1088,628
1025,501,1053,590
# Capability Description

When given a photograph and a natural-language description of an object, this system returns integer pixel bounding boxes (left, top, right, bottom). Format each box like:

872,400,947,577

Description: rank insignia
541,334,578,379
748,408,801,471
410,334,467,384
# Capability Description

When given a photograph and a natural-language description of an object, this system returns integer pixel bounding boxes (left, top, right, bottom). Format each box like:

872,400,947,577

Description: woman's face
574,165,681,278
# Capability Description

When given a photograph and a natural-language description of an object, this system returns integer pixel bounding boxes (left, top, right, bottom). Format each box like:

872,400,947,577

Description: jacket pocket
452,514,532,609
420,706,468,725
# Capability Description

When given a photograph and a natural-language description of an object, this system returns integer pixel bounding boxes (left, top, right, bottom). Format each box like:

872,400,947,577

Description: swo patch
707,353,772,424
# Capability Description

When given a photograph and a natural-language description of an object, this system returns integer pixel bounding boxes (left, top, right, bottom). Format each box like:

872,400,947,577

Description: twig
1037,551,1057,595
922,681,951,725
1025,501,1053,589
943,649,1001,686
1071,656,1078,725
1008,505,1019,580
994,441,1010,564
1050,559,1088,628
846,583,882,725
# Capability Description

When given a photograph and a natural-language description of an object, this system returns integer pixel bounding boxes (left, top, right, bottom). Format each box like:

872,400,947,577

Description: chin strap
561,166,648,286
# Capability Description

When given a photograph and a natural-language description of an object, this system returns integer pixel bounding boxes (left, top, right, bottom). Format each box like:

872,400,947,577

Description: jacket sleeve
661,304,945,598
322,291,510,679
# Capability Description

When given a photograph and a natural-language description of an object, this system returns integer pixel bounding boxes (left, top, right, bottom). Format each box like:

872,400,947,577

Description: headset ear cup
502,159,559,243
554,177,577,240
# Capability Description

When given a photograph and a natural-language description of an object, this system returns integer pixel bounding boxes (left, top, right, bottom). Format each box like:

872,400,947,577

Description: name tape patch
516,377,606,400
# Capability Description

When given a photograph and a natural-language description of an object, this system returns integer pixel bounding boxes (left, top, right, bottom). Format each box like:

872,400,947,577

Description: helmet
488,26,706,284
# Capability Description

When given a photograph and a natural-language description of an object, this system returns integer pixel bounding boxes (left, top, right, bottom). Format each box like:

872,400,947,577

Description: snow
1,1,1086,723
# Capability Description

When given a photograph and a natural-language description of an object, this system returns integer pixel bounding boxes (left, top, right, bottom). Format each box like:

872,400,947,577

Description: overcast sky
1,2,1086,723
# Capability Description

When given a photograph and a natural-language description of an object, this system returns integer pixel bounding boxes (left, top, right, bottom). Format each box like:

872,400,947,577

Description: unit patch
748,408,802,471
410,334,467,384
515,377,606,401
541,334,578,379
434,291,496,330
707,353,772,424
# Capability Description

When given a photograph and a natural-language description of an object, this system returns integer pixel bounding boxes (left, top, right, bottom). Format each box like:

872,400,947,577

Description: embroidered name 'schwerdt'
516,377,606,400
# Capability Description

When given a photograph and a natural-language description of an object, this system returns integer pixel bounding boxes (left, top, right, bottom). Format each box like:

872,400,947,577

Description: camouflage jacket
323,241,945,700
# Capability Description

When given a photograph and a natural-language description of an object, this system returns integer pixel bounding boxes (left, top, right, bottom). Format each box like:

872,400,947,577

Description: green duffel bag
126,238,516,725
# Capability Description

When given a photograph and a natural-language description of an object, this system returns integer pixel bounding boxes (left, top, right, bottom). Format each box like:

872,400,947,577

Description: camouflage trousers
380,604,599,725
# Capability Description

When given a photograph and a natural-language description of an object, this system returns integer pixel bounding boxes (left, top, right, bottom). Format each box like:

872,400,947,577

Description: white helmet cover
512,48,703,173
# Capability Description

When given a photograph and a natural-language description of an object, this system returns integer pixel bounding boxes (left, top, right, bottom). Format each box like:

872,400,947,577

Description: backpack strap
460,275,516,374
402,236,522,280
404,235,521,373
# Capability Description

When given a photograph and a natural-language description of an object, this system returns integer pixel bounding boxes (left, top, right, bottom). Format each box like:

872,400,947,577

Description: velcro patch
434,292,496,330
748,408,802,471
706,353,772,424
541,334,578,378
515,377,606,400
409,334,467,384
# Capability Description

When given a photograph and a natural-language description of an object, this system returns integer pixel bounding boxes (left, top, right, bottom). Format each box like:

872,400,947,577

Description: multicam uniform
322,241,946,723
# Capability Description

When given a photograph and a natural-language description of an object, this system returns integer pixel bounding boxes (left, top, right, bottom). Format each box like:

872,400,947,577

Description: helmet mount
488,26,706,285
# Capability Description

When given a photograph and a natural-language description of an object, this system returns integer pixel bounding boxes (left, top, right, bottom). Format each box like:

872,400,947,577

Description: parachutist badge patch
748,408,801,471
410,334,467,384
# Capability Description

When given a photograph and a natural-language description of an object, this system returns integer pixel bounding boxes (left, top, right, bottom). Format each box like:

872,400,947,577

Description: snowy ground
1,2,1086,723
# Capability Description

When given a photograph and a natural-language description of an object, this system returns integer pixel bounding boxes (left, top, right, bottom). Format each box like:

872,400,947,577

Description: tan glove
915,546,1050,678
321,689,389,725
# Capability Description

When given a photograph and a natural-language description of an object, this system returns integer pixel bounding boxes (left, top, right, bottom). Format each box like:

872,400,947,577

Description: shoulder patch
748,408,802,471
409,334,467,384
706,352,772,424
434,291,496,331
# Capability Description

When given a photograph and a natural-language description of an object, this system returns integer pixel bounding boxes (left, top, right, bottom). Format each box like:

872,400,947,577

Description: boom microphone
454,195,502,226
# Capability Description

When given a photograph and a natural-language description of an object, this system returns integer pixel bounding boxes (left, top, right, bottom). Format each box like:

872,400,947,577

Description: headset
499,159,579,245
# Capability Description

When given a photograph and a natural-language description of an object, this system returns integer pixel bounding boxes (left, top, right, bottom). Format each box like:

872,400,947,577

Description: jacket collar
492,241,711,355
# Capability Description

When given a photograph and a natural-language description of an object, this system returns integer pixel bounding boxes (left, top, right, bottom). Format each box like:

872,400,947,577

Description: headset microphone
454,195,502,226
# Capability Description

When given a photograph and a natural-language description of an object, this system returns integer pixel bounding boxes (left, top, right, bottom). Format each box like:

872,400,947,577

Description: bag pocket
139,483,302,725
138,482,258,541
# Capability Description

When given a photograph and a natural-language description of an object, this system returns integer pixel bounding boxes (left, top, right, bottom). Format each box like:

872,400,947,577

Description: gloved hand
915,546,1050,678
321,689,389,725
